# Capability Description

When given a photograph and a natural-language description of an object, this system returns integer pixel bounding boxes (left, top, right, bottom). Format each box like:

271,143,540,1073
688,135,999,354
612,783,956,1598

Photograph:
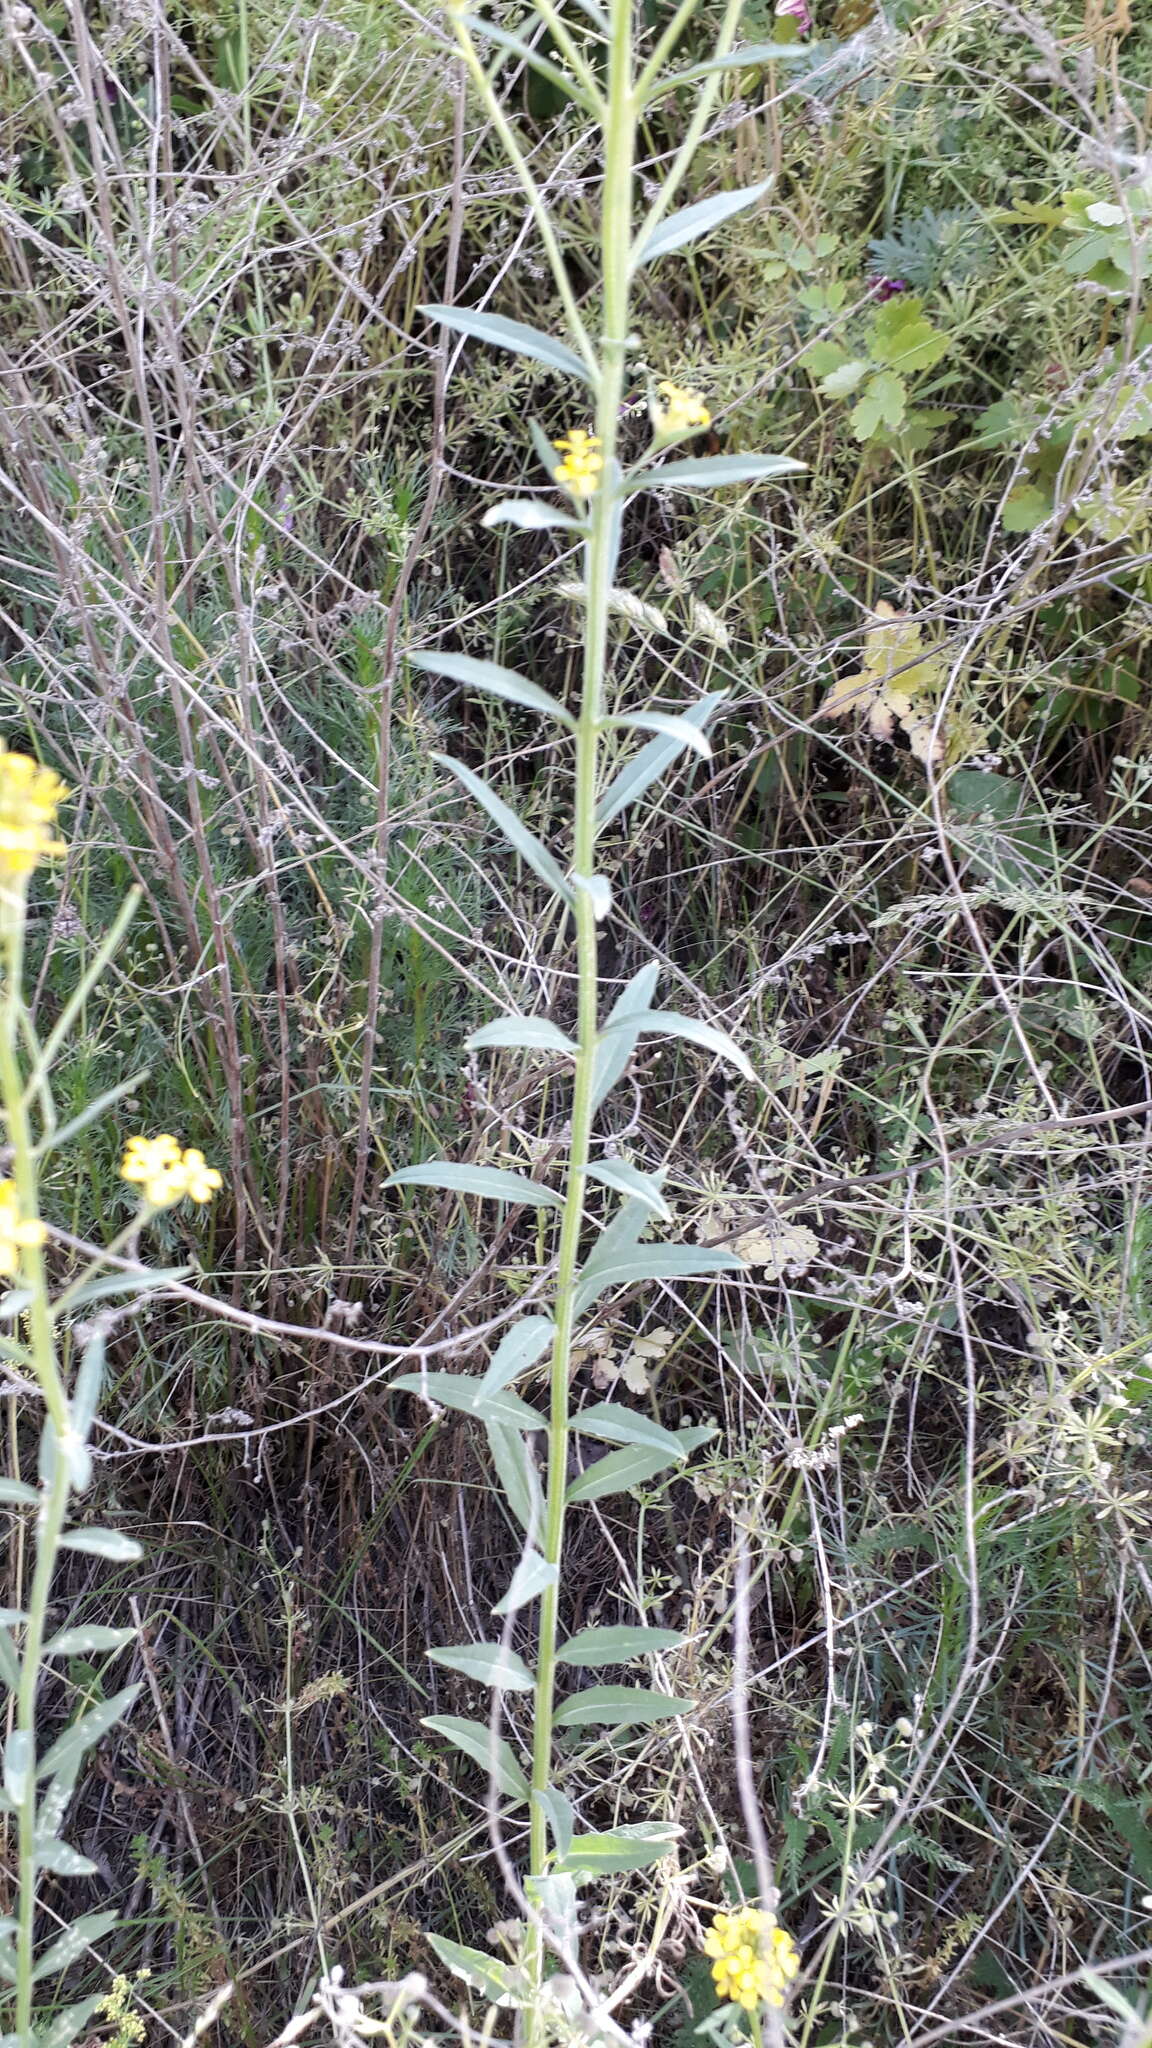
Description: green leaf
850,370,906,440
583,1160,670,1220
534,1787,574,1861
565,1444,682,1501
429,1642,536,1691
479,1317,556,1396
58,1529,142,1562
481,498,584,533
560,1821,683,1872
31,1911,120,1985
460,17,597,109
575,1240,745,1314
486,1421,543,1536
596,694,726,830
385,1161,563,1209
868,295,951,374
69,1328,105,1447
0,1611,27,1628
419,304,592,385
409,652,575,728
426,1934,516,2006
467,1016,577,1055
553,1685,694,1728
591,963,660,1108
4,1732,32,1806
433,753,574,905
573,1401,692,1458
420,1715,530,1802
558,1624,685,1666
602,712,712,756
599,1006,755,1082
629,453,804,492
634,180,771,264
42,1625,137,1657
492,1549,558,1615
53,1266,191,1315
34,1994,109,2048
37,1684,142,1782
34,1073,149,1163
1001,482,1053,532
820,358,870,398
0,1480,38,1507
803,340,850,379
391,1370,545,1430
0,1631,19,1693
34,1836,100,1878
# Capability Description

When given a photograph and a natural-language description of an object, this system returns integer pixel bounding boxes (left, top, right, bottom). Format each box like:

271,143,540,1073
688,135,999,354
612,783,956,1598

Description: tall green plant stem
527,0,636,1916
0,907,72,2045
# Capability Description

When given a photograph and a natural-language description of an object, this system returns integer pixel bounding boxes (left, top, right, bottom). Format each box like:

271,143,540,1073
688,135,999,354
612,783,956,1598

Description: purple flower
872,277,909,302
774,0,811,32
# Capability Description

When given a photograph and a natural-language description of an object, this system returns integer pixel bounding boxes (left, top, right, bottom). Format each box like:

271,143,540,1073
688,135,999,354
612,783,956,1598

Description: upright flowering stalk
0,746,220,2046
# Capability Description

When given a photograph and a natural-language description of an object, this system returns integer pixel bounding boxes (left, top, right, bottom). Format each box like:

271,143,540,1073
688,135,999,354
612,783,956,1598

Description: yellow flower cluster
653,380,711,437
121,1134,223,1209
552,428,603,498
0,1179,46,1279
0,746,68,880
703,1907,800,2012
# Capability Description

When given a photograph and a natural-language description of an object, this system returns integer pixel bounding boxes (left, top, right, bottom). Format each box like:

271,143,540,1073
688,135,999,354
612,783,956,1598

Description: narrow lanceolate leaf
426,1935,516,2006
560,1822,684,1873
33,1836,99,1878
553,1685,694,1728
0,1631,19,1693
479,1316,556,1396
391,1371,546,1431
634,180,771,264
33,1995,108,2048
37,1684,141,1782
58,1529,142,1563
492,1549,558,1616
31,1912,120,1985
420,1715,530,1802
534,1786,575,1861
0,1480,38,1507
433,753,575,905
4,1732,32,1806
629,453,805,493
385,1162,563,1209
583,1160,670,1220
602,712,713,756
596,694,727,830
429,1643,536,1692
481,498,584,534
591,962,661,1110
565,1444,683,1502
485,1421,543,1536
558,1624,685,1666
418,305,593,385
467,1016,577,1055
572,1401,692,1458
43,1625,136,1657
575,1240,746,1314
599,1007,755,1083
409,652,575,728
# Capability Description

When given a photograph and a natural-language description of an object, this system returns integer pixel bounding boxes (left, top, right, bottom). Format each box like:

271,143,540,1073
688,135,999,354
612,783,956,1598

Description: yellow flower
0,1179,47,1279
652,380,711,438
703,1907,800,2012
0,745,68,879
121,1134,222,1208
552,428,603,498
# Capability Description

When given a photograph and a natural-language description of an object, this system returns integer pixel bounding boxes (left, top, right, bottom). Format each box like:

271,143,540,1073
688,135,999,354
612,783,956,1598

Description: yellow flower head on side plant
703,1907,800,2012
552,428,603,499
0,745,68,879
0,1180,46,1279
121,1134,223,1209
652,380,711,439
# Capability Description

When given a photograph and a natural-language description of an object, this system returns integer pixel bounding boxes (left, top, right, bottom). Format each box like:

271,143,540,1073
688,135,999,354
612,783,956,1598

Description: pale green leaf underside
565,1443,682,1501
575,1241,745,1313
37,1684,141,1781
57,1529,142,1562
385,1162,563,1208
558,1624,685,1665
552,1685,694,1727
535,1786,575,1860
485,1419,543,1534
600,1006,755,1082
560,1822,684,1872
573,1400,692,1458
421,1715,530,1801
419,304,592,385
481,497,584,533
479,1316,556,1396
410,652,574,727
429,1642,535,1691
630,453,805,492
426,1933,516,2006
596,694,726,829
467,1016,577,1055
434,752,575,905
391,1370,545,1431
591,962,661,1108
43,1625,136,1657
583,1159,671,1219
492,1548,559,1615
603,712,712,756
634,179,771,264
